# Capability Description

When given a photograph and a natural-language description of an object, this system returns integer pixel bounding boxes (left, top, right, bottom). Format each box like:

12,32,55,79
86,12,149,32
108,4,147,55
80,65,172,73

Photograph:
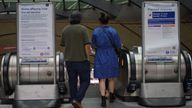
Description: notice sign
17,3,54,58
143,1,179,56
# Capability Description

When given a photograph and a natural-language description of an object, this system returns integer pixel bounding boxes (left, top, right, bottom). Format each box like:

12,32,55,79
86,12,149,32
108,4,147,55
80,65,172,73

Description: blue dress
92,26,121,79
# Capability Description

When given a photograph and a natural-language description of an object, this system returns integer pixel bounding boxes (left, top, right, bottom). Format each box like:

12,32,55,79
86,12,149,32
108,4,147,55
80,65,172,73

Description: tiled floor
61,97,192,108
1,97,192,108
1,84,192,108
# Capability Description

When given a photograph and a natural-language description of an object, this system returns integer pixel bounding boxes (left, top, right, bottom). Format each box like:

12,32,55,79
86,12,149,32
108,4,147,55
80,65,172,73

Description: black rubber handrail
0,33,16,37
80,0,121,18
129,0,141,8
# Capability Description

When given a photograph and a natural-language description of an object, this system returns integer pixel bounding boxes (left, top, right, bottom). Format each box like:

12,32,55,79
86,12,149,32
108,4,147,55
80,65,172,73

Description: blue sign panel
152,12,175,18
148,19,175,25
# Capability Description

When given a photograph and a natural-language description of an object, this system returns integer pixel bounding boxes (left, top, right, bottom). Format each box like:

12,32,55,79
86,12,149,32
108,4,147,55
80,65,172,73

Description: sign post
139,1,185,107
15,3,58,108
17,2,56,83
142,1,180,82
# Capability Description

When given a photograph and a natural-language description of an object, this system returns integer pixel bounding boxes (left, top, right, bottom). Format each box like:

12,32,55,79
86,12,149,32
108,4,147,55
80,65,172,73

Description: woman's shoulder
93,26,102,33
107,26,116,31
94,25,110,31
95,26,102,30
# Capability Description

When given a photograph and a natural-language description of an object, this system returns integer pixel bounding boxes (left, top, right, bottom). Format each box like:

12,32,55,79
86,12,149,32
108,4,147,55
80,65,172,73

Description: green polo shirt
60,24,90,61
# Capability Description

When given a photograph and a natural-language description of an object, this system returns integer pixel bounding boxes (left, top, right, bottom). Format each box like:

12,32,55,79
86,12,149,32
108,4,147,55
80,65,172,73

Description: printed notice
143,2,179,56
18,3,54,58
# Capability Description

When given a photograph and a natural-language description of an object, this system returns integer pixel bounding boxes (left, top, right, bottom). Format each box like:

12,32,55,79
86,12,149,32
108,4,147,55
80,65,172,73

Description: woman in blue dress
92,13,121,107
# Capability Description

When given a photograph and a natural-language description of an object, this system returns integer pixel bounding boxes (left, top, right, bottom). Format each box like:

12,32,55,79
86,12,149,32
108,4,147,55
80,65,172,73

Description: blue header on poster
148,19,175,25
152,11,175,18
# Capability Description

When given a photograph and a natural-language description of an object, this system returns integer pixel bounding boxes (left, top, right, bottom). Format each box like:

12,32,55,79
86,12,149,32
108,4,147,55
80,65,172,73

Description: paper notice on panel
18,3,54,58
143,2,179,56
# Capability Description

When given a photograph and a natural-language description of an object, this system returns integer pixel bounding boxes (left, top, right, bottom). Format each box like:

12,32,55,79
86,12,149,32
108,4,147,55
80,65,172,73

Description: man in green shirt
60,11,92,108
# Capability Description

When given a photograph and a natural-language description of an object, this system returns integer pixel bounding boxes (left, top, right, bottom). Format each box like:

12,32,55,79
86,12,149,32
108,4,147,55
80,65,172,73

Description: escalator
80,0,122,17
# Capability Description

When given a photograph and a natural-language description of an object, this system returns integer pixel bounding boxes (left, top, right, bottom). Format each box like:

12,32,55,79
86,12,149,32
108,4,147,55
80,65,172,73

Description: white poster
18,3,54,58
143,2,179,56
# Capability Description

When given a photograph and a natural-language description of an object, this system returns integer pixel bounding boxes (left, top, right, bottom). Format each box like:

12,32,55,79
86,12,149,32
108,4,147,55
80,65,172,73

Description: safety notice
17,3,54,58
143,2,179,56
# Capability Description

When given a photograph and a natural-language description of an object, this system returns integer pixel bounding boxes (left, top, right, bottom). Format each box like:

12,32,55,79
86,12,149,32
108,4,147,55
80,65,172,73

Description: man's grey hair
69,11,82,24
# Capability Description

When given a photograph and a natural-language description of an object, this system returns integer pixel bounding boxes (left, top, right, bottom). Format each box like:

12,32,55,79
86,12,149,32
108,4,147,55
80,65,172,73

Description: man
60,11,92,108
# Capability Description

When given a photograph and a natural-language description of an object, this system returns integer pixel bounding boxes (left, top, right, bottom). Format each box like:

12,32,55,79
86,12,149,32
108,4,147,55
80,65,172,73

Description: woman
92,13,121,107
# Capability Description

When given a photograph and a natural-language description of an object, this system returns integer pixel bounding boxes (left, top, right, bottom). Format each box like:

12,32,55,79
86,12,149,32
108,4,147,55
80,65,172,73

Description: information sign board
143,2,179,56
17,3,54,58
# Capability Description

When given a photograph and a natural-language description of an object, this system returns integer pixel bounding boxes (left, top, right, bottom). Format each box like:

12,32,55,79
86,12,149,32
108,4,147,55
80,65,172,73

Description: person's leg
99,79,106,107
105,79,109,97
76,61,90,102
66,61,78,102
108,78,116,103
99,79,106,96
108,78,115,93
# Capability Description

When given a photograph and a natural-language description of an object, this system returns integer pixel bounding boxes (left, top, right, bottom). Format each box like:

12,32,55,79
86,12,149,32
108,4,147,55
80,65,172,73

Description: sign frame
16,2,56,84
142,1,181,82
17,2,55,59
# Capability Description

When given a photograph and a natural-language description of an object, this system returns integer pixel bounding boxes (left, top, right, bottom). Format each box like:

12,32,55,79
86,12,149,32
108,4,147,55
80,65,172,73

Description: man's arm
60,28,66,47
85,44,95,60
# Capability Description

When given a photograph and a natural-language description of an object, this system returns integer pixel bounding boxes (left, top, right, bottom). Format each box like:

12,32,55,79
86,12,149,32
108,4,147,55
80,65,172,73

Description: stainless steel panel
9,56,17,90
15,84,58,100
140,83,184,98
